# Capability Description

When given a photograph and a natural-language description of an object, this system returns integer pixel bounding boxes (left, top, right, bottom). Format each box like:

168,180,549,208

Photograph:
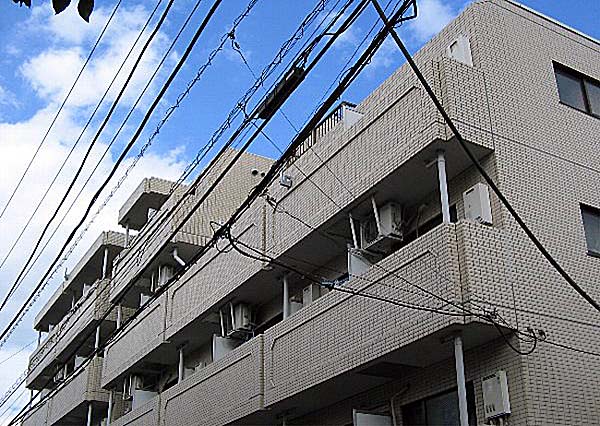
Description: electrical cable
369,0,600,315
6,4,383,423
0,0,123,222
0,0,165,276
3,1,347,421
0,0,175,314
0,341,34,366
0,0,225,350
6,0,207,312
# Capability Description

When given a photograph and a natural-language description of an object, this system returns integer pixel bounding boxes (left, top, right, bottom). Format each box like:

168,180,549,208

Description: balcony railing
22,357,108,426
28,279,113,387
285,101,359,168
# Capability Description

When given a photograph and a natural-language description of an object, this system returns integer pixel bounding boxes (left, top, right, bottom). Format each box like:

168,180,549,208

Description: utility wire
369,0,600,315
7,0,206,312
0,0,174,314
0,0,323,353
0,0,225,349
0,0,123,222
0,341,34,366
6,4,376,423
0,0,164,275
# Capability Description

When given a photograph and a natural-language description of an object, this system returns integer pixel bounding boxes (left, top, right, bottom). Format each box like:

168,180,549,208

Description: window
554,63,600,118
581,205,600,256
402,383,477,426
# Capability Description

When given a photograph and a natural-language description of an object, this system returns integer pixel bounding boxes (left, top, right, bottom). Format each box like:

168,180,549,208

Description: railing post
86,401,93,426
282,274,290,320
437,150,451,223
107,390,113,426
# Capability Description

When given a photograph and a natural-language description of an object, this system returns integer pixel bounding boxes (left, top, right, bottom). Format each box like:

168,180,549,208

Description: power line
0,0,123,222
0,0,165,275
369,0,600,315
6,4,381,422
5,0,207,314
0,341,34,366
0,0,174,314
0,0,225,349
0,0,323,352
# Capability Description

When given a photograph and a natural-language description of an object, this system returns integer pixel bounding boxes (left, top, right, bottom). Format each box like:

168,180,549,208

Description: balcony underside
239,321,504,425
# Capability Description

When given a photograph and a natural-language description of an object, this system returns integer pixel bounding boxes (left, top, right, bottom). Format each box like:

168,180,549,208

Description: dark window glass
581,205,600,255
585,80,600,116
402,383,477,426
555,67,586,111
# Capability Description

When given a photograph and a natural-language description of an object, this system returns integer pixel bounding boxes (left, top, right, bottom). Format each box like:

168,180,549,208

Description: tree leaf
52,0,71,14
78,0,94,22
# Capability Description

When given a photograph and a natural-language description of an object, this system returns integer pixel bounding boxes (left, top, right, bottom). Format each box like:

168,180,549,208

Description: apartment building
21,0,600,425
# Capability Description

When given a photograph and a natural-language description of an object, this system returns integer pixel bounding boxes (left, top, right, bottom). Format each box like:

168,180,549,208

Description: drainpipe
219,309,226,337
436,150,451,224
178,346,185,383
86,402,93,426
454,335,469,426
37,330,42,346
173,247,186,267
107,390,113,426
282,274,290,320
102,247,109,280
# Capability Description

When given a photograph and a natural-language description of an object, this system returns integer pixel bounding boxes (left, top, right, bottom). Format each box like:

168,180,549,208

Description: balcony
118,177,178,232
28,279,116,389
34,231,125,334
109,150,273,306
160,336,264,426
102,294,169,389
22,357,110,426
110,395,160,426
258,221,509,420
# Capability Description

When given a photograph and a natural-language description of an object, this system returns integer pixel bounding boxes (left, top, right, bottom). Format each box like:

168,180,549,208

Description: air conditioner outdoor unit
226,303,255,338
53,369,65,383
360,202,403,252
302,284,322,307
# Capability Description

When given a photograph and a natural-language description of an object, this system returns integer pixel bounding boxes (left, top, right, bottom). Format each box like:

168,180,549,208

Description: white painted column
282,274,290,319
178,346,185,384
86,401,93,426
107,390,114,426
94,326,101,351
116,304,122,329
102,247,109,280
454,335,469,426
436,150,451,223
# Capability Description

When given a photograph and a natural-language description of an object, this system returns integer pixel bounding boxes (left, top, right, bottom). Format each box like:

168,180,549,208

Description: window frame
581,204,600,258
553,62,600,119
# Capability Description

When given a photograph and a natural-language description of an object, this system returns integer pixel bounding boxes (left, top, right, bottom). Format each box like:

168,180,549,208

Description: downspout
173,247,186,267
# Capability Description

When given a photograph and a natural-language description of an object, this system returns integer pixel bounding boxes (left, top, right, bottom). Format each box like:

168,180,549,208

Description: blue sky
0,0,598,421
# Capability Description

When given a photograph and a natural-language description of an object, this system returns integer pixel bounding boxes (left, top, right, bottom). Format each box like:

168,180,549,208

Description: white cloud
404,0,457,43
20,4,171,109
0,3,188,419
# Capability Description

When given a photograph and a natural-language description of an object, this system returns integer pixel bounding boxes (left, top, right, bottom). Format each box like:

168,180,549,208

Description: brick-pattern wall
160,336,263,426
110,395,160,426
102,294,167,388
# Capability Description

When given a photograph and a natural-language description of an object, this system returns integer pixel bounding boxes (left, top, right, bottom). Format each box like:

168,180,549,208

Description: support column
102,247,109,280
454,335,469,426
437,150,451,224
116,304,122,329
107,390,113,426
94,326,101,351
282,274,290,319
86,402,93,426
178,346,185,384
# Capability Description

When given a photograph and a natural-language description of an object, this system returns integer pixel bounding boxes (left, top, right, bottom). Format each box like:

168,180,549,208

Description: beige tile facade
22,1,600,425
